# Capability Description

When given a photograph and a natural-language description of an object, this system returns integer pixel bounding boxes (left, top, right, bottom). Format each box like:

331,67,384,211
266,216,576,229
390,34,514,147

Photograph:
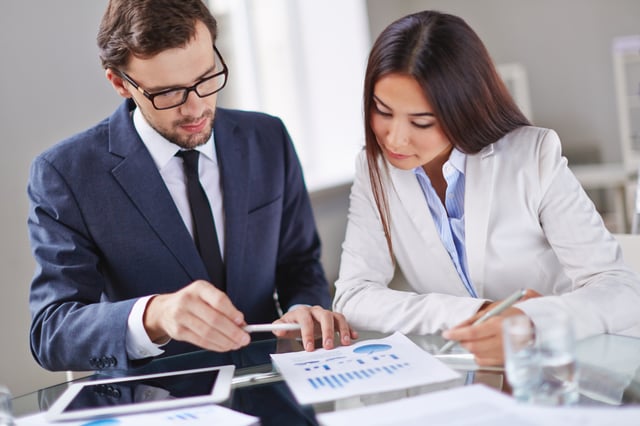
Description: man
27,0,355,372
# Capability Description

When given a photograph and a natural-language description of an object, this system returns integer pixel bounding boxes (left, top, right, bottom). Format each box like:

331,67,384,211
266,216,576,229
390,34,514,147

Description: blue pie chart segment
80,419,121,426
353,344,392,354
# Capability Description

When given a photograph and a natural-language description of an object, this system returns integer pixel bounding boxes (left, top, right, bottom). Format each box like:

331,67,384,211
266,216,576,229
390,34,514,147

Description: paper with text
271,332,460,405
317,384,640,426
317,385,526,426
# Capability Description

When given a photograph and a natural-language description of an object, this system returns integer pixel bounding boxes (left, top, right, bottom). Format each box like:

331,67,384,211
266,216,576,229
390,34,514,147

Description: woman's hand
442,289,542,365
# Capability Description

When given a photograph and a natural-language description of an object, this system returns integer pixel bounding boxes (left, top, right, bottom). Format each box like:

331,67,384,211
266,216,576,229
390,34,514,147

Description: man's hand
442,289,542,365
272,306,358,351
143,280,250,352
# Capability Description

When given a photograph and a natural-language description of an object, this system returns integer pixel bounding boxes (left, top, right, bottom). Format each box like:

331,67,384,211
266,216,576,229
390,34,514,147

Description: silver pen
437,288,528,354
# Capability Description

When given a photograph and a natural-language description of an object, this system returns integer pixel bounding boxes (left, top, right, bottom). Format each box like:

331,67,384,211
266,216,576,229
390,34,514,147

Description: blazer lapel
108,101,208,280
212,109,249,302
389,166,437,244
388,165,462,281
464,145,496,296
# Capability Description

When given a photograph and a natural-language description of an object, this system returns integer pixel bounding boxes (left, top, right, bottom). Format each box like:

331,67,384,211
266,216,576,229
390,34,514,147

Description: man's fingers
275,306,357,351
194,280,245,326
151,280,250,352
167,310,246,351
334,311,357,345
301,306,333,350
296,311,317,351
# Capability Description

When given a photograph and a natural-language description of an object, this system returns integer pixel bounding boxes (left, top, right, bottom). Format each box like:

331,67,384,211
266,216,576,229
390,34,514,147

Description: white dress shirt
126,107,224,359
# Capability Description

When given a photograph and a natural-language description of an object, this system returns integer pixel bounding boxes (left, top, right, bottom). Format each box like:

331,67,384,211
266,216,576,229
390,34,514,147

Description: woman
332,10,640,365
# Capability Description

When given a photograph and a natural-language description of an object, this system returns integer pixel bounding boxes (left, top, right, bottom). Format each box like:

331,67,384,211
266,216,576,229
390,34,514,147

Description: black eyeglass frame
117,45,229,110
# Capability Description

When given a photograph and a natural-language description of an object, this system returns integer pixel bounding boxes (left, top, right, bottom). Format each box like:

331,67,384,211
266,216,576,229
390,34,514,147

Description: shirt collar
447,147,466,175
132,107,217,171
413,147,466,178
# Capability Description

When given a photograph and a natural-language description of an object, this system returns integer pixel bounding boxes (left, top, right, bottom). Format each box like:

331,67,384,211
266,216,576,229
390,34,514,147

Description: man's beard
145,108,215,149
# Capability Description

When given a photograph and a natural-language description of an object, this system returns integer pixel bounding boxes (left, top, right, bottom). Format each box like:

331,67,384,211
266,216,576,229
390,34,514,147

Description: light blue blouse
414,149,477,297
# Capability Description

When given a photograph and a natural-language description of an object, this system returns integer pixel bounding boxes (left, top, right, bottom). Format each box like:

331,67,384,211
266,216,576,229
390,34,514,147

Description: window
209,0,370,190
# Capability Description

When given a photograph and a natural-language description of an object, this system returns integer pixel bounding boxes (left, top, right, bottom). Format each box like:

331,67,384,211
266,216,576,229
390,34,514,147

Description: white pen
438,288,528,354
243,323,302,333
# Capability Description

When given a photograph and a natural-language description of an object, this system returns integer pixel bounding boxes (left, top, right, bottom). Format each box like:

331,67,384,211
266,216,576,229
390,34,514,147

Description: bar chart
272,332,461,404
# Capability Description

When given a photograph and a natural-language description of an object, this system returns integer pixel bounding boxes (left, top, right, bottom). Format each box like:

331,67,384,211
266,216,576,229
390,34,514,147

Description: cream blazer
333,126,640,340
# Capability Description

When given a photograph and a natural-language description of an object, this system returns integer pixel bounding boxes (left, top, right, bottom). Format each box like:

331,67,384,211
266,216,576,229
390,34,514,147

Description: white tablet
46,365,235,422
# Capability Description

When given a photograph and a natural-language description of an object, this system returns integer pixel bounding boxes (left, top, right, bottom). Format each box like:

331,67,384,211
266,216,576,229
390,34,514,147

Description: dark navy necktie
176,150,225,291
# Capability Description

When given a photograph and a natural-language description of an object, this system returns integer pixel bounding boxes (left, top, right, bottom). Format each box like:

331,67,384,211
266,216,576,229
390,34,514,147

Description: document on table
270,332,460,405
17,404,258,426
317,384,528,426
317,384,640,426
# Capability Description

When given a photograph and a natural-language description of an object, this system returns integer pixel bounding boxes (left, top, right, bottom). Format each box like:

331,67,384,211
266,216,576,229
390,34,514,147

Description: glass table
12,332,640,425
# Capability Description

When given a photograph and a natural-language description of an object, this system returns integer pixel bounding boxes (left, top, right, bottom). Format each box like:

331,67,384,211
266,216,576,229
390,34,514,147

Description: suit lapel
464,145,496,296
108,101,208,280
213,109,249,301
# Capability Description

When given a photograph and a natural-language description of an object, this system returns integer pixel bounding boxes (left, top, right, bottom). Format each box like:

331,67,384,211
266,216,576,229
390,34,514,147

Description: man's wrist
126,296,166,359
143,295,170,343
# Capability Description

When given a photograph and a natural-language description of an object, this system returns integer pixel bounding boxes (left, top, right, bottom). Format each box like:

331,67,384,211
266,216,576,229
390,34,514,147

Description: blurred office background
1,0,639,397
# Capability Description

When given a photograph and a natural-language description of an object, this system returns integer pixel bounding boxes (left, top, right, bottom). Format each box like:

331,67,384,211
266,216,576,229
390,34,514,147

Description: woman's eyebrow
372,95,389,109
372,94,434,116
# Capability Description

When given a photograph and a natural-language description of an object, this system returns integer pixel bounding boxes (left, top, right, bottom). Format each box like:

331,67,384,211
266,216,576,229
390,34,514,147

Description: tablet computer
46,365,235,422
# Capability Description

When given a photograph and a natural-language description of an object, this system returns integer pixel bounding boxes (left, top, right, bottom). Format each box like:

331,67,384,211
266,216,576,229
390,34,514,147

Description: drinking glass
503,315,541,402
530,312,580,405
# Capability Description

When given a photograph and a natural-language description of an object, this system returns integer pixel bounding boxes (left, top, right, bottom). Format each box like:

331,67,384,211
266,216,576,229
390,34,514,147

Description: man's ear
105,68,132,99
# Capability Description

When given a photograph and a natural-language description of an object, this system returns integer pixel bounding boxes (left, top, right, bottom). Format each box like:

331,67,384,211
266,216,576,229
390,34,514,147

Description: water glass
502,315,541,402
0,385,14,426
503,313,580,405
530,312,580,405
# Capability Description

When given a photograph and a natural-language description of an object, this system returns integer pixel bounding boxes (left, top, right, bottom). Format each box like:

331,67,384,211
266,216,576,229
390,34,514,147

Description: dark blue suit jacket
28,100,330,371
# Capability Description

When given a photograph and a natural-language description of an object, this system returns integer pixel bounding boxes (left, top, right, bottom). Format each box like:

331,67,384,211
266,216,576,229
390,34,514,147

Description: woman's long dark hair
363,10,530,259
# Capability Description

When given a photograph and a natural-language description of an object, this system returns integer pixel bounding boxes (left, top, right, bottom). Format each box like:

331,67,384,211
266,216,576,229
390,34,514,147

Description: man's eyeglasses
117,45,228,110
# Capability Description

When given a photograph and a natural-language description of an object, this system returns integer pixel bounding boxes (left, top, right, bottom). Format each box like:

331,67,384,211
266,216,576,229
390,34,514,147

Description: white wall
213,0,370,190
0,1,119,396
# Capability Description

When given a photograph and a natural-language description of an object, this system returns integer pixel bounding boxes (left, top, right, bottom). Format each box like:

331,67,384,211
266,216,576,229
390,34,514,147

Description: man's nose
179,90,207,117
